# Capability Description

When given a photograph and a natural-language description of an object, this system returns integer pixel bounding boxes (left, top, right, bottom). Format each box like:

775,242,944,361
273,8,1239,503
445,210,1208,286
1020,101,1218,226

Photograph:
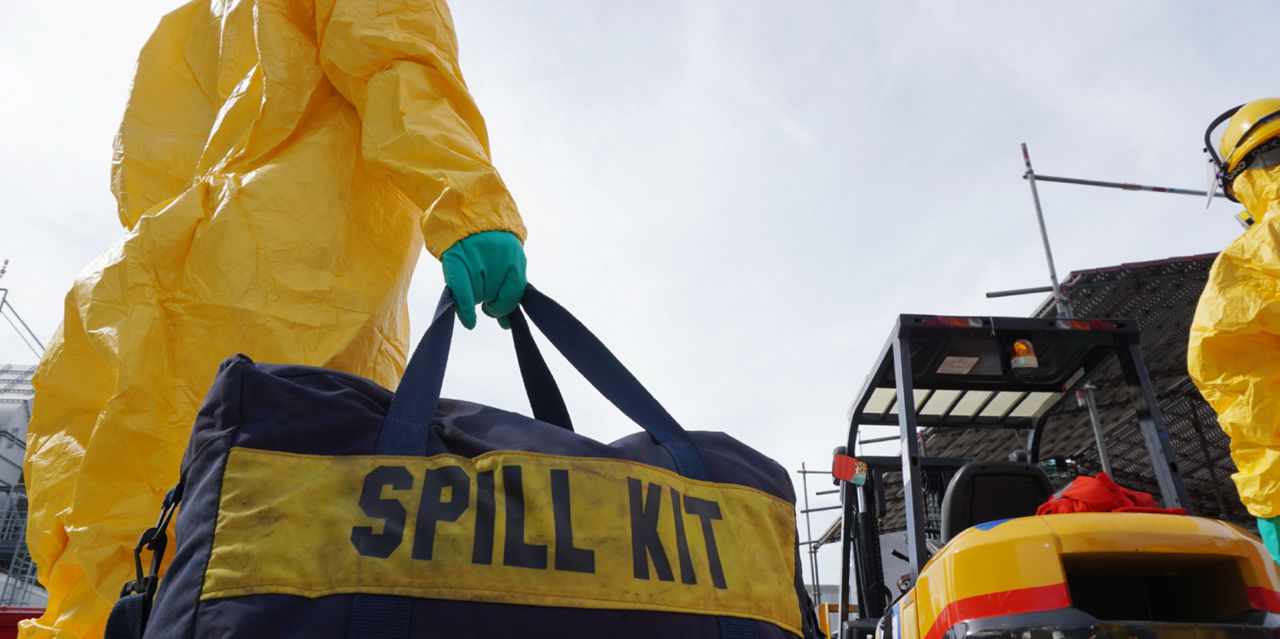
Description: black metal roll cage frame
834,314,1189,637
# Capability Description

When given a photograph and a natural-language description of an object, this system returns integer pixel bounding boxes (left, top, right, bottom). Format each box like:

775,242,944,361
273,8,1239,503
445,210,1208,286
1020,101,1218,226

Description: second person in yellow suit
22,0,527,636
1190,97,1280,564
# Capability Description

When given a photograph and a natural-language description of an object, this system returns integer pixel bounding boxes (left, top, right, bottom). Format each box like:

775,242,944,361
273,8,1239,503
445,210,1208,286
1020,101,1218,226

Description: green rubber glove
1259,516,1280,563
441,230,527,330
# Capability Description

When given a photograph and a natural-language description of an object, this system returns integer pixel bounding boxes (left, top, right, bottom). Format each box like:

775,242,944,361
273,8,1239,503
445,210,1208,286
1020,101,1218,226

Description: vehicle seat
940,461,1053,542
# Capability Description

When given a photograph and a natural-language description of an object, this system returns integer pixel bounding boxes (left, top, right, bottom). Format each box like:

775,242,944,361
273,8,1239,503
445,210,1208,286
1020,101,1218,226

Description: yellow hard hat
1221,98,1280,170
1206,98,1280,202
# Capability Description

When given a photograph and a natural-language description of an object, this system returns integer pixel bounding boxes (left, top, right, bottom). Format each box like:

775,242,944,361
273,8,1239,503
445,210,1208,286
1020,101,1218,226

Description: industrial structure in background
0,365,41,606
0,276,50,607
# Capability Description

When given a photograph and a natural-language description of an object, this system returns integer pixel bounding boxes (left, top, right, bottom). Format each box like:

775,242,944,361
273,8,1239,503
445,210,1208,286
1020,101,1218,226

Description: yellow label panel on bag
205,447,801,634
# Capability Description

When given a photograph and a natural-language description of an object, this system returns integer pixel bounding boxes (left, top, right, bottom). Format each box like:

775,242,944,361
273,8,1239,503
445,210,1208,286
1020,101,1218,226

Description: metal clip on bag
114,285,820,638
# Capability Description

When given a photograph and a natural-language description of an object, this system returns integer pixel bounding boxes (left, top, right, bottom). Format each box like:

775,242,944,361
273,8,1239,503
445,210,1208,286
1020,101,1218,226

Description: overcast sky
0,1,1273,588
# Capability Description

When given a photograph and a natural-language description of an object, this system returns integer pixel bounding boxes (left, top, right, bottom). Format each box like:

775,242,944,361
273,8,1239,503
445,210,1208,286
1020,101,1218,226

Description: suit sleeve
315,0,526,257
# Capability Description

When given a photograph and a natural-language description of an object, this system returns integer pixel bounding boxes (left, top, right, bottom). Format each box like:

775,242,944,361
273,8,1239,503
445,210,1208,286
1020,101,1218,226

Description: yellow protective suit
1189,163,1280,519
23,0,525,636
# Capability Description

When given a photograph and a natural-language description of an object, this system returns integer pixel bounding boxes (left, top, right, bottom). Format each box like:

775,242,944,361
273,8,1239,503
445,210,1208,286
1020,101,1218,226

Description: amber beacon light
1010,339,1038,369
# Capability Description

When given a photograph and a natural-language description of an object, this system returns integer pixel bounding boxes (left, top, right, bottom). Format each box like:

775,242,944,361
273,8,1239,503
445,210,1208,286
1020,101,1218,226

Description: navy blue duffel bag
109,286,820,638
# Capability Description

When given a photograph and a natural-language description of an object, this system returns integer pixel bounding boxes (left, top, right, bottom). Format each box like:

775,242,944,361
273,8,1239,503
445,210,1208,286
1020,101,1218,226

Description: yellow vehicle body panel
898,513,1280,639
898,596,918,639
910,517,1068,639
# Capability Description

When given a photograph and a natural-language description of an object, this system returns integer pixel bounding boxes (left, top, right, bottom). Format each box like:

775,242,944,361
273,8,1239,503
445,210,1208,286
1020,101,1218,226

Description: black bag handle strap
378,285,710,480
376,289,455,455
518,286,710,479
379,299,573,431
508,308,573,431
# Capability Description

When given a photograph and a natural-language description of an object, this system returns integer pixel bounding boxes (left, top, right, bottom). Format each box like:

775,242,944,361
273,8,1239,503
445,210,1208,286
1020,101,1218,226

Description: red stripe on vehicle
1249,586,1280,613
923,583,1071,639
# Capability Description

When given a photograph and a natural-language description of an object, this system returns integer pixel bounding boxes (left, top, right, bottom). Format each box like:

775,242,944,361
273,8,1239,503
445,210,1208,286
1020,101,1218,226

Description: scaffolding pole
0,289,44,359
800,463,820,605
1021,145,1112,476
1024,173,1224,199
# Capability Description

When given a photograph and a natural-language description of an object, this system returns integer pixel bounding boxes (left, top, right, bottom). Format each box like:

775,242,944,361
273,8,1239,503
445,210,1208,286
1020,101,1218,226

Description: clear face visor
1204,105,1242,206
1205,151,1219,208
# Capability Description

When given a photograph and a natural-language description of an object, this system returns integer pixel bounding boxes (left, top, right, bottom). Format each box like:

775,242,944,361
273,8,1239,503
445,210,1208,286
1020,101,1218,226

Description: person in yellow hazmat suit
1190,97,1280,564
22,0,528,636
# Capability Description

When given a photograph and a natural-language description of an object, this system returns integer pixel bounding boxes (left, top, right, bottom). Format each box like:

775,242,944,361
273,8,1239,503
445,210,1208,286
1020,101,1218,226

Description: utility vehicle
832,314,1280,639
